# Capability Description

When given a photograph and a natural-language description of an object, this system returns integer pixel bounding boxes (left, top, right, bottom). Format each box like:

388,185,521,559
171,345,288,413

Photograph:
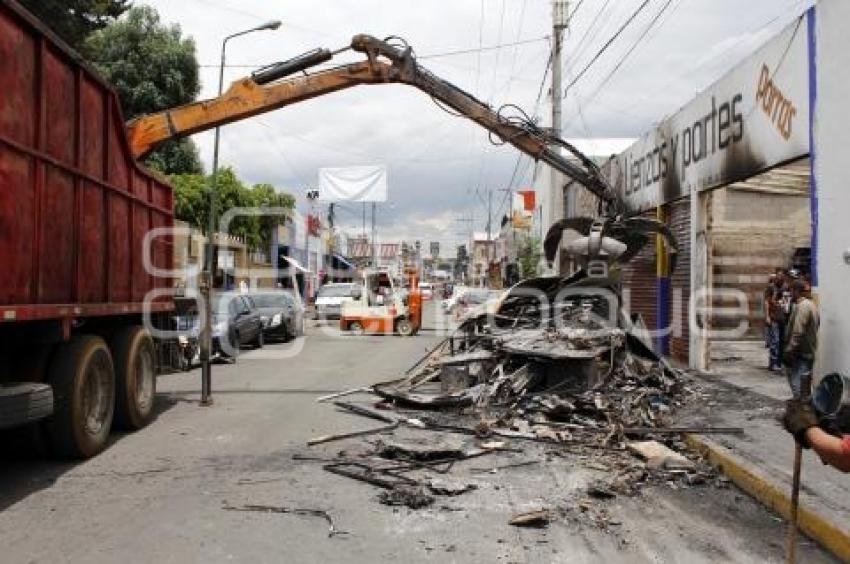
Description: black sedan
212,293,264,357
251,291,304,342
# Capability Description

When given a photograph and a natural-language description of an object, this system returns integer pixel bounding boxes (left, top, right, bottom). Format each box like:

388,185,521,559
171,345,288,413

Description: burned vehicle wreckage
374,214,681,419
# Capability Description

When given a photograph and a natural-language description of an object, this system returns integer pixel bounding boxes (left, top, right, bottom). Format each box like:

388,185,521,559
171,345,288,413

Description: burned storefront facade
560,13,813,370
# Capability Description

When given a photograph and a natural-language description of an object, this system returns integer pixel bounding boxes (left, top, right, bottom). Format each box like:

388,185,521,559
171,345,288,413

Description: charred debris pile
308,275,741,521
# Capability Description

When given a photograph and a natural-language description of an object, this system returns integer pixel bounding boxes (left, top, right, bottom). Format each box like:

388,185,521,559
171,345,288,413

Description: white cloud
140,0,810,246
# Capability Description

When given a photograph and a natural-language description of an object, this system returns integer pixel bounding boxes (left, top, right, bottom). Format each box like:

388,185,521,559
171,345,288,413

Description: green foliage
84,6,202,174
143,139,203,176
19,0,129,51
517,236,541,279
170,172,209,231
169,168,295,251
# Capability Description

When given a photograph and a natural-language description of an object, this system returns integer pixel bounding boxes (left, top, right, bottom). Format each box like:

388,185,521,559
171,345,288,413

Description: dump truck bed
0,0,174,323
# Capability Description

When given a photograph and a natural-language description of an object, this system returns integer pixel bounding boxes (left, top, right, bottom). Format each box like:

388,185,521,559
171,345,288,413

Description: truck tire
111,326,156,430
45,335,115,459
0,383,53,430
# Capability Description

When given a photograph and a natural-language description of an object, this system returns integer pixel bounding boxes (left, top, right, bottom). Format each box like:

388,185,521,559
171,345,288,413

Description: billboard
603,16,810,213
317,164,388,202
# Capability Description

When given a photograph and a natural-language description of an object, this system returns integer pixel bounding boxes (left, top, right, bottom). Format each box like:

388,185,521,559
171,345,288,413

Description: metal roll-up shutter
670,198,691,363
620,210,658,333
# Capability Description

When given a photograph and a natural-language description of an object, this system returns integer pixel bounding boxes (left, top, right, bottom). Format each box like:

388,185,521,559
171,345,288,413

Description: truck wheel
45,335,115,459
0,383,53,430
348,321,364,335
111,326,156,430
396,318,414,337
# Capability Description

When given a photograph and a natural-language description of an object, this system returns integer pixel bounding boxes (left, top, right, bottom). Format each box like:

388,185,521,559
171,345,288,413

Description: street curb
686,434,850,562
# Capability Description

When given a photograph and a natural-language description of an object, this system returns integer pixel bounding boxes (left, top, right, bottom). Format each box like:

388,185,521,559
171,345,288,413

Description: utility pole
486,188,493,287
371,202,376,267
550,0,569,265
200,19,280,407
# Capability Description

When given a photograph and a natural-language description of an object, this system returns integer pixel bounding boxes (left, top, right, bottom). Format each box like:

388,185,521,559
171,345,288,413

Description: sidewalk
680,340,850,560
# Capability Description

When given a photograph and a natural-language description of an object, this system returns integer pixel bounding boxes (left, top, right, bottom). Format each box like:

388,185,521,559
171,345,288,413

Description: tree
170,173,209,231
84,6,202,174
517,236,541,279
169,168,295,251
19,0,129,51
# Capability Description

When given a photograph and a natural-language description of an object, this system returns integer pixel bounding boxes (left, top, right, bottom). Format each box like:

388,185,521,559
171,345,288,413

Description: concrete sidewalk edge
686,434,850,562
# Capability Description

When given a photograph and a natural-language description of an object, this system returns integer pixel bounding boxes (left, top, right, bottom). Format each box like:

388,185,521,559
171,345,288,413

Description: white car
418,282,434,300
314,283,358,319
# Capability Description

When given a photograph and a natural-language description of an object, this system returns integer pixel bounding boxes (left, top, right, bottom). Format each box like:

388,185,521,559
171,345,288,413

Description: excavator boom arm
127,34,619,210
127,61,390,159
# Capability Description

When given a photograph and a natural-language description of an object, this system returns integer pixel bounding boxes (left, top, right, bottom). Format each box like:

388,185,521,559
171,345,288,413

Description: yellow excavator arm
127,35,620,211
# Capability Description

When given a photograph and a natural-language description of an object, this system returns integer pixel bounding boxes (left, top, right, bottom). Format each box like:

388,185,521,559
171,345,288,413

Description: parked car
251,290,304,342
418,282,434,300
211,293,264,356
315,283,358,319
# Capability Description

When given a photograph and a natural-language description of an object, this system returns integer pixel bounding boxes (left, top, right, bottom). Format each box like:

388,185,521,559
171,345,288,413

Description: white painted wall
814,0,850,377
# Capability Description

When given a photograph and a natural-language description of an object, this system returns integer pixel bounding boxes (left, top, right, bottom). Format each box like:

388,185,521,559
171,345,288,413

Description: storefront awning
281,256,312,274
333,254,356,270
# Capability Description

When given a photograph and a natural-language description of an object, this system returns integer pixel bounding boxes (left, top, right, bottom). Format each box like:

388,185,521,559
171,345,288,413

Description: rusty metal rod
333,401,397,424
307,423,398,446
529,421,744,435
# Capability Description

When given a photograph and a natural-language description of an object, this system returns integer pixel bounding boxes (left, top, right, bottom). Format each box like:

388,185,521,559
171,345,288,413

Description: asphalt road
0,304,837,563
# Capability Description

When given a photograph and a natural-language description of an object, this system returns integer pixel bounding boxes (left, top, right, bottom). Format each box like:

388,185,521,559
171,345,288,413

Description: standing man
763,273,777,349
768,268,788,371
782,278,819,399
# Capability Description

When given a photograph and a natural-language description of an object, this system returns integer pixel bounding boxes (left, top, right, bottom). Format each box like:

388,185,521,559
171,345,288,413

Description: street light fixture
201,20,281,406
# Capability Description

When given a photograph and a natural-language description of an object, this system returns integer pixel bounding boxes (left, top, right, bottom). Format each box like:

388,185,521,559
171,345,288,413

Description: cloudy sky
142,0,812,251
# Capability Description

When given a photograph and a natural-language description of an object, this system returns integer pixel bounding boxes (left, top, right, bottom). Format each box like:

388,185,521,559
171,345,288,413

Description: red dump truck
0,1,176,457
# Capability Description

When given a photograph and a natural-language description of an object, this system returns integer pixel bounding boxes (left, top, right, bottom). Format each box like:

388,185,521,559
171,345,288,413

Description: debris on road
627,440,696,471
509,509,552,528
307,423,398,446
222,504,348,538
378,485,435,509
306,273,727,526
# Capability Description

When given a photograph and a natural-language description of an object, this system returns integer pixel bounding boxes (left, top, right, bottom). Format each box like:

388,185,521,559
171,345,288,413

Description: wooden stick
786,371,813,563
315,387,371,403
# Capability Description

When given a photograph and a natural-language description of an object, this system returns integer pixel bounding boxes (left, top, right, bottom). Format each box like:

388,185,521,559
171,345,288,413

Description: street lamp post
201,19,281,406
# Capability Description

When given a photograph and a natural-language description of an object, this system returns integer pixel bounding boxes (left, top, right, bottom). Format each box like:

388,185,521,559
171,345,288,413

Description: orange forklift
340,267,421,336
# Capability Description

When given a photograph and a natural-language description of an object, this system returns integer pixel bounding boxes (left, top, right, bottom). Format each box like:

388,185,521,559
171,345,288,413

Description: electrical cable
584,0,678,102
563,0,651,95
571,0,585,20
503,0,529,100
567,0,613,70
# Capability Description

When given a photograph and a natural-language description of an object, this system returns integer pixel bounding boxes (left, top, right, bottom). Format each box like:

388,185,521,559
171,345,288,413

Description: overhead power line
420,35,550,60
563,0,651,95
585,0,679,101
570,0,585,20
568,0,613,68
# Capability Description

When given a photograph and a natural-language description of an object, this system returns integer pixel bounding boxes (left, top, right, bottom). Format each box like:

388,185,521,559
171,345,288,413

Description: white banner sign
604,16,810,213
318,164,388,202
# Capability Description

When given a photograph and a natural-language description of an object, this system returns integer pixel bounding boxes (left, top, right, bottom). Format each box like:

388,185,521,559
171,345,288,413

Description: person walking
782,278,819,399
